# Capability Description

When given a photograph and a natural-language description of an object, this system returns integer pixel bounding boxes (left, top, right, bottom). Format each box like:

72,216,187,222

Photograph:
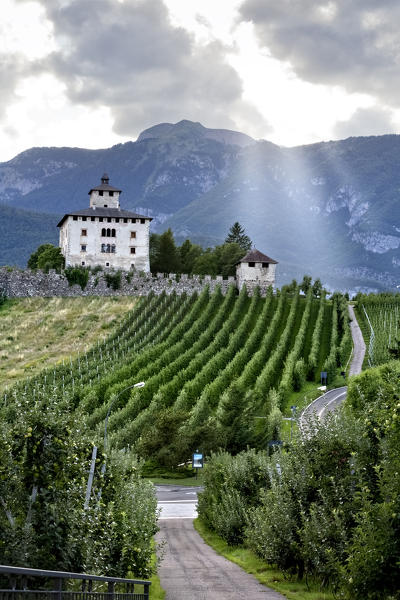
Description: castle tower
236,249,278,292
57,174,152,272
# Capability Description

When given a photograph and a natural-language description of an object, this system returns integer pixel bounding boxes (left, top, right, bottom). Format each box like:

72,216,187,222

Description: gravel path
348,304,366,375
156,518,286,600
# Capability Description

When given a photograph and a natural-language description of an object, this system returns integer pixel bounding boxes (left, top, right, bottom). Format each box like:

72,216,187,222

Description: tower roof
237,249,278,264
88,173,122,194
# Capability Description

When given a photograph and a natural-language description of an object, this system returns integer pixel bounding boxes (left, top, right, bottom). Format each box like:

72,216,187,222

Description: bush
197,449,270,545
65,266,89,290
105,271,122,290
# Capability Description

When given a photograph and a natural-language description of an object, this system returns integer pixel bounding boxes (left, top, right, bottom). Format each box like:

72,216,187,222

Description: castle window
248,262,255,267
106,228,111,237
105,262,109,267
104,204,108,208
111,228,116,237
115,218,119,223
81,261,85,266
262,262,269,268
101,228,106,237
130,231,136,238
91,217,95,221
107,217,112,223
81,228,87,236
82,216,87,221
111,244,116,253
99,217,103,222
123,218,128,223
99,191,103,196
109,191,114,197
101,244,106,253
73,216,78,221
106,244,111,253
130,247,136,254
140,218,146,224
81,245,87,252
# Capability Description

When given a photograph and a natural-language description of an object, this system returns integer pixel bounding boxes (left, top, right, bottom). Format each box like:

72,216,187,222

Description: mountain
1,120,400,292
0,204,59,267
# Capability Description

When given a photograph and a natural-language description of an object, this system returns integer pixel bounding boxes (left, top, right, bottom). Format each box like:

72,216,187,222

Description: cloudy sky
1,0,399,162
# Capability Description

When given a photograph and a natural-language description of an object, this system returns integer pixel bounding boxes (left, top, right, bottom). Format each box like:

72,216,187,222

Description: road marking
317,392,346,417
158,500,197,504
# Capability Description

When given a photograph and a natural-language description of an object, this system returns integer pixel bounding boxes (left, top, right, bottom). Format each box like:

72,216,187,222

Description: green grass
194,518,335,600
148,474,204,486
149,544,166,600
0,297,137,391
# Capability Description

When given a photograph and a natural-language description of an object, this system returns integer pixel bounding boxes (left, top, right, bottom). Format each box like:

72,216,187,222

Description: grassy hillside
0,296,137,391
1,287,351,465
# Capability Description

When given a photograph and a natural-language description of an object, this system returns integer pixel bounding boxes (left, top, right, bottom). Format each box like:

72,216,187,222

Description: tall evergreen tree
225,222,252,251
151,228,181,273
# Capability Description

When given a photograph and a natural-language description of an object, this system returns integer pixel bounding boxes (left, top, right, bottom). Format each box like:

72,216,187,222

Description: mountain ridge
1,121,400,292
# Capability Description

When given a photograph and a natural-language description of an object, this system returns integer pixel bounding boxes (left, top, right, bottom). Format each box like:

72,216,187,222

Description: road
299,386,347,427
155,485,286,600
300,303,365,426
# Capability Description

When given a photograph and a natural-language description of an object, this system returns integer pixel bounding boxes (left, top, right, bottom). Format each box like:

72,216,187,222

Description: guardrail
0,565,151,600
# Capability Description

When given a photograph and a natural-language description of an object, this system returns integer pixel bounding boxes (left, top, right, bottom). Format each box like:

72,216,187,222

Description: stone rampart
0,267,259,298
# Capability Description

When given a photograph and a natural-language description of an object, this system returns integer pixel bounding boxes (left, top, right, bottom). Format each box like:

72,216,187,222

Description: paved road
156,484,200,519
299,386,347,427
155,485,286,600
348,304,366,375
300,304,365,427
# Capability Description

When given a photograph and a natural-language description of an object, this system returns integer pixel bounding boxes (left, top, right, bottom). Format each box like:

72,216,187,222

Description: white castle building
236,249,278,291
57,174,152,271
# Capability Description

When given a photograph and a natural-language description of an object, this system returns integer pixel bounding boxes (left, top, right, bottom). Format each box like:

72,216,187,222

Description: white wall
59,215,151,272
236,261,276,290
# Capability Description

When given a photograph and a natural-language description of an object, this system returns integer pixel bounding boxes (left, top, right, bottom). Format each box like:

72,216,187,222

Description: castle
57,174,152,272
56,173,277,289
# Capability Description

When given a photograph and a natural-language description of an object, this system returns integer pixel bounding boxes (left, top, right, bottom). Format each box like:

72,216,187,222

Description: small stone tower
236,249,278,292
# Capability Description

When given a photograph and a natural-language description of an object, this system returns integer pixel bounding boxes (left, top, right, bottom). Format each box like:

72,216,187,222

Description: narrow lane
348,304,366,375
155,485,286,600
300,303,365,426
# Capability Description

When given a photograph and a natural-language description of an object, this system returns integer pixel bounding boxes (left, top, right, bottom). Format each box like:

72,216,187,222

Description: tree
225,222,252,251
150,228,181,274
179,239,204,274
312,278,323,298
215,243,246,277
28,244,64,272
27,244,54,269
192,249,219,275
300,274,312,294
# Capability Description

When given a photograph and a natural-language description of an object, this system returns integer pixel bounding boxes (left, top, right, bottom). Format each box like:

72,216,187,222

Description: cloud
16,0,268,137
239,0,400,106
333,106,396,139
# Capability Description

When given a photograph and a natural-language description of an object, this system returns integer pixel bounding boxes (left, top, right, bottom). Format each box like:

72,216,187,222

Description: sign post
192,450,203,479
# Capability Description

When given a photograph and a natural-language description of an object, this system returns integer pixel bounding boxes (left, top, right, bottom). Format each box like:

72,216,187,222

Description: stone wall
0,267,249,298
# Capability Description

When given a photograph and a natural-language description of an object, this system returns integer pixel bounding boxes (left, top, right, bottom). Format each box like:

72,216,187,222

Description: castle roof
237,249,278,264
88,173,122,194
57,207,152,227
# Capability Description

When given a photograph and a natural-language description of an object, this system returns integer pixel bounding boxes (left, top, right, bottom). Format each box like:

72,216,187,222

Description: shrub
105,271,122,290
65,266,89,290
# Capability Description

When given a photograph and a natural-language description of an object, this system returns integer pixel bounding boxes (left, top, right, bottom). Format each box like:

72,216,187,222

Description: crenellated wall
0,268,274,298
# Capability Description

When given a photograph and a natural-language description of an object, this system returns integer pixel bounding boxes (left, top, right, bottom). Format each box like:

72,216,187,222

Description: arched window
106,228,111,237
101,244,106,253
101,228,106,237
111,244,116,253
111,228,116,237
106,244,111,253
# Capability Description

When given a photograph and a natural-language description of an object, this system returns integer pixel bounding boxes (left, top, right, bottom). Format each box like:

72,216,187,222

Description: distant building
236,249,278,291
57,174,152,271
